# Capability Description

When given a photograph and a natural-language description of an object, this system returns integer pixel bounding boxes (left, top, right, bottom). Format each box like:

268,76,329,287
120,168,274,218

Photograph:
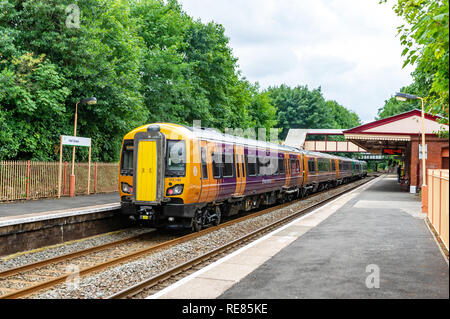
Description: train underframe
121,174,366,231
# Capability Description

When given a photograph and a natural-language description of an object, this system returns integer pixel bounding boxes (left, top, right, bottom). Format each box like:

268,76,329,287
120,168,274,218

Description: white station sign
62,135,91,147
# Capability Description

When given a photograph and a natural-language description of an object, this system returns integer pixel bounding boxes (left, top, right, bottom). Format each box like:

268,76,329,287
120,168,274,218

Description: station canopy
343,109,448,154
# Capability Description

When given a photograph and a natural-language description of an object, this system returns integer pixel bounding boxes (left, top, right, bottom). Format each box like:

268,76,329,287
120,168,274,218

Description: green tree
325,100,361,129
0,53,70,159
377,81,427,119
387,0,449,130
268,85,337,140
0,0,147,161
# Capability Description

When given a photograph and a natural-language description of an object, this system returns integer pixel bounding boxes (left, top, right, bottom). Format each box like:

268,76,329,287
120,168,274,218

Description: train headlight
121,182,133,194
166,184,184,196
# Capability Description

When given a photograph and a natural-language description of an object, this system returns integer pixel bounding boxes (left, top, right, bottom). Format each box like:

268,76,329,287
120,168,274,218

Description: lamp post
395,92,427,212
69,97,97,197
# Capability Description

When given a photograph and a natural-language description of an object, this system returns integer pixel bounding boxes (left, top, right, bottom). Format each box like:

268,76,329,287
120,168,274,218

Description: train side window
247,155,257,176
223,153,234,177
290,159,299,174
201,147,208,179
318,159,329,172
212,152,221,178
278,157,285,174
331,160,336,172
258,156,271,176
241,155,245,177
308,159,315,172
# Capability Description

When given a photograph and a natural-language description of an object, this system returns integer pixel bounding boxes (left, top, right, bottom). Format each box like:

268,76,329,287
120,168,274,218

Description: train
119,123,367,230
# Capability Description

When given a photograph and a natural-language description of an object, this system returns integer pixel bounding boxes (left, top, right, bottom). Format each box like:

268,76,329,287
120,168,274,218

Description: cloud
179,0,414,122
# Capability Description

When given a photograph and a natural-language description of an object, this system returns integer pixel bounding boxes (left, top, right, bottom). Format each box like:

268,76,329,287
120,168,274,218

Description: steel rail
0,231,156,279
108,176,376,299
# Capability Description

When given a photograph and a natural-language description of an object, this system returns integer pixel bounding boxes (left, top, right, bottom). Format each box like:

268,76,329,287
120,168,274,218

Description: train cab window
246,155,257,176
201,147,208,179
212,152,221,178
223,153,234,177
121,140,134,176
166,140,186,177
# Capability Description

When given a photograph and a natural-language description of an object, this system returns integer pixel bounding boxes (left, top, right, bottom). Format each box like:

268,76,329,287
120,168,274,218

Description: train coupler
137,206,156,221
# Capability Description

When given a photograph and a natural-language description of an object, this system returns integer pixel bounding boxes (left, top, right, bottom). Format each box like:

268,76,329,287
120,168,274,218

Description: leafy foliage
380,0,449,136
267,85,361,140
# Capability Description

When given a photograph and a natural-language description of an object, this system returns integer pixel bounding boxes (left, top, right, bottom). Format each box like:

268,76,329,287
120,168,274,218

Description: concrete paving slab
272,225,312,237
199,263,261,282
293,216,326,227
242,236,297,257
158,277,235,299
224,253,269,267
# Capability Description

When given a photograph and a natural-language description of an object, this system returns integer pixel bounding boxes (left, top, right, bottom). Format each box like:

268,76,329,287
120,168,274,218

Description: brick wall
409,135,449,191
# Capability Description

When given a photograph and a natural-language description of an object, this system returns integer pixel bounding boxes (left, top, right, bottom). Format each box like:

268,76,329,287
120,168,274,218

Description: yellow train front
119,123,202,228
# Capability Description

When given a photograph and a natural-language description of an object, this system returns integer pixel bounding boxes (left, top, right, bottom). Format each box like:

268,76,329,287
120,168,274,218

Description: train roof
126,123,367,163
184,125,302,153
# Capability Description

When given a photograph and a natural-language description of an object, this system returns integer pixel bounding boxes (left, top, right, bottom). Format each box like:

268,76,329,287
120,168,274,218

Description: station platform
0,193,120,227
150,175,449,299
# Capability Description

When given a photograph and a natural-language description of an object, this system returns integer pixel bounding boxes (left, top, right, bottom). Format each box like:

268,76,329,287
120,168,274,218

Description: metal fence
427,169,449,251
0,161,119,201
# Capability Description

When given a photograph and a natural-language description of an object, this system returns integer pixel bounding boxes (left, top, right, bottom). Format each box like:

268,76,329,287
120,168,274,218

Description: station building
343,109,449,193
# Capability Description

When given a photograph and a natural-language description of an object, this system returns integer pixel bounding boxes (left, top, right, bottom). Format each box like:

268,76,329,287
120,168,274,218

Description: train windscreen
166,140,186,177
121,140,134,176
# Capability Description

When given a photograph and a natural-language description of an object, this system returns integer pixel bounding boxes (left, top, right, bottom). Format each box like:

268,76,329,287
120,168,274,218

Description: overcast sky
178,0,415,123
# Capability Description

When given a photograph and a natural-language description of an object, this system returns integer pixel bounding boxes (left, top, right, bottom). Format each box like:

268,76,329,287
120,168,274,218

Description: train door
284,153,291,187
289,155,301,186
234,145,245,196
220,144,236,197
207,141,220,202
332,159,338,179
298,153,304,187
133,128,165,205
199,140,212,203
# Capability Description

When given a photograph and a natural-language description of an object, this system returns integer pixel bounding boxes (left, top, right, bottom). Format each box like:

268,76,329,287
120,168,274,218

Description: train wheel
212,206,221,226
192,209,204,232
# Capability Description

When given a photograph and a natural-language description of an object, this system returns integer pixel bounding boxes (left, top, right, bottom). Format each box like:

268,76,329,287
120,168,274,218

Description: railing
0,161,119,201
303,140,367,152
426,169,449,251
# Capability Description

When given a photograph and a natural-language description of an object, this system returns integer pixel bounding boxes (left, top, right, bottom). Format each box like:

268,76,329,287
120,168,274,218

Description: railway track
0,175,377,299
